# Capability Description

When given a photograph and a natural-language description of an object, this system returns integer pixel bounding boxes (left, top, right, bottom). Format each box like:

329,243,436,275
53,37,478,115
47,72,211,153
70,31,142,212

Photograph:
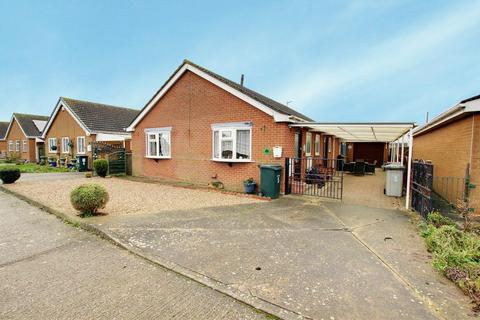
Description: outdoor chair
365,160,377,175
354,161,365,176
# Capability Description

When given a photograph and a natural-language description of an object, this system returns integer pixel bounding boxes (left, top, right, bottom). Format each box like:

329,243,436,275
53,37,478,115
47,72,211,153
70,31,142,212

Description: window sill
211,158,254,163
145,156,171,159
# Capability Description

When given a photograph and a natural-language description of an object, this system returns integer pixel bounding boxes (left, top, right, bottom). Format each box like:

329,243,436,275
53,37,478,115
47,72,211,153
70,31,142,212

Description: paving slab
0,191,270,320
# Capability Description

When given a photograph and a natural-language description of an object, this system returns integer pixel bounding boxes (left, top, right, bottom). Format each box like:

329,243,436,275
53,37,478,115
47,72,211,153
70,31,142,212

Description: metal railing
285,157,344,199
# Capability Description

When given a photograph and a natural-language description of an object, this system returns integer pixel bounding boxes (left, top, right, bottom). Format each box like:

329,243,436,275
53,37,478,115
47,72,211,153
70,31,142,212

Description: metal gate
411,160,433,218
107,151,127,175
285,157,343,199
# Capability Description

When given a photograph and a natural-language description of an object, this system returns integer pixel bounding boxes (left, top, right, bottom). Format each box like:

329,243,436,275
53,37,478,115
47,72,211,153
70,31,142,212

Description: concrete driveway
0,191,269,320
93,197,475,320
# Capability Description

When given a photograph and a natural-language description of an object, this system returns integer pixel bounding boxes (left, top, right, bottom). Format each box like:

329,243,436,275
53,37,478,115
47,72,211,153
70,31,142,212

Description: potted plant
243,177,256,194
48,156,57,167
60,157,66,166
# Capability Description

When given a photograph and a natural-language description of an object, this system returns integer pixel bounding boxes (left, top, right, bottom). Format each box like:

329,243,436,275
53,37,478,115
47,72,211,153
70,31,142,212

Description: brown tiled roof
0,121,8,140
186,60,314,121
136,60,314,126
13,113,49,137
61,97,139,134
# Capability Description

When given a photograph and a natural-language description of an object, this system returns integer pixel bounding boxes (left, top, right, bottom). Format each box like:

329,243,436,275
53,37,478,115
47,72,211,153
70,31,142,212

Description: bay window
8,140,13,152
22,140,28,152
15,140,20,152
145,127,171,158
212,122,252,162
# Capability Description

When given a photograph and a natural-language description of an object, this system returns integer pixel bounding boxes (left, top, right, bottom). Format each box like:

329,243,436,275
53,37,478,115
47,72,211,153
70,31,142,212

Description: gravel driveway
3,174,261,216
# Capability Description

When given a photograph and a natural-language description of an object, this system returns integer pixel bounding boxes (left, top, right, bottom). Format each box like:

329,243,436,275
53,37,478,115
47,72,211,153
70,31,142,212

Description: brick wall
131,70,296,192
4,119,36,162
413,115,478,208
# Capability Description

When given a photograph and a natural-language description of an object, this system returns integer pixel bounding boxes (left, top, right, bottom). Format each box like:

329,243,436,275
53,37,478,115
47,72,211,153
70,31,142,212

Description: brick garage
413,94,480,212
127,60,314,192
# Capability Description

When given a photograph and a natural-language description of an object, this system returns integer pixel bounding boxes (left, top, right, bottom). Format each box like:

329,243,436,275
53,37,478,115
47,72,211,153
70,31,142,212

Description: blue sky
1,0,480,124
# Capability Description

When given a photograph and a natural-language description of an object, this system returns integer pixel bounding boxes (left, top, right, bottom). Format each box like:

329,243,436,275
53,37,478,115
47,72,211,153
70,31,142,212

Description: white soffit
290,123,415,142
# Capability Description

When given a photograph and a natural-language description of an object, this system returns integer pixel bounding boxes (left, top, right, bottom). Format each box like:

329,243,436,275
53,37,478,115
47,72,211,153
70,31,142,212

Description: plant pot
50,161,57,167
244,183,256,194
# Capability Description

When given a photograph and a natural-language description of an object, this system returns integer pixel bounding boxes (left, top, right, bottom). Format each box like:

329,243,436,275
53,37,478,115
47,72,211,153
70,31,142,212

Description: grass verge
0,163,70,173
420,212,480,313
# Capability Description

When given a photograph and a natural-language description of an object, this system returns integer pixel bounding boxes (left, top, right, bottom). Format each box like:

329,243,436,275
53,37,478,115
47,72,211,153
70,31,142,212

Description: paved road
0,191,268,320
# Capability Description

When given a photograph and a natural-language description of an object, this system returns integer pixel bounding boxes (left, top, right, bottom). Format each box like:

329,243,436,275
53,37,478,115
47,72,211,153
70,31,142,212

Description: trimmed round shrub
0,167,21,184
70,183,109,216
93,159,109,178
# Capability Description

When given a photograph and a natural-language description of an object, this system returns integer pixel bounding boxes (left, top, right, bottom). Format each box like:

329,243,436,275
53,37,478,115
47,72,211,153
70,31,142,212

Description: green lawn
0,163,71,173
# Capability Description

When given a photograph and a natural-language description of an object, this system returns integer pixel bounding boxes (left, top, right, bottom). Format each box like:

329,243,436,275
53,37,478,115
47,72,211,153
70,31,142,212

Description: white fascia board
414,106,465,136
211,121,252,129
127,64,295,131
41,99,90,139
95,133,131,142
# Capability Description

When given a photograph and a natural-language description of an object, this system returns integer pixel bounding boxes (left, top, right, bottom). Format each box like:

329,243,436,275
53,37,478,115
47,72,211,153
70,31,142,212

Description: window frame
8,140,13,152
305,132,312,156
22,140,28,152
314,134,320,156
77,136,86,154
61,137,70,154
48,138,57,153
144,127,172,159
15,140,20,152
211,122,253,163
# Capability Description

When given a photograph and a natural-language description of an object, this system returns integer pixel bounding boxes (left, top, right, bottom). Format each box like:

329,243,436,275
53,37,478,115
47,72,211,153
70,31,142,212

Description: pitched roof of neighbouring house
0,121,9,140
43,97,139,137
460,93,480,104
128,59,314,130
11,113,49,138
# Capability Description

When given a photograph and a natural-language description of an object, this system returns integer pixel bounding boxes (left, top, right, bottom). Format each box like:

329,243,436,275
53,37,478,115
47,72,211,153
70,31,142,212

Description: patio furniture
343,162,354,172
354,161,365,176
365,160,377,175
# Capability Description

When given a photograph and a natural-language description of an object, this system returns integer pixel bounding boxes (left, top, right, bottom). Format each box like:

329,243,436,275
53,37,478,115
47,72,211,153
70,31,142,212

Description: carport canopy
289,122,414,142
289,122,416,210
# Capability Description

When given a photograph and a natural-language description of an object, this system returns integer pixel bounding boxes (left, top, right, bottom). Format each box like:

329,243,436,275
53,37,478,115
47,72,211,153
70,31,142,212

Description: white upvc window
305,132,312,156
61,137,70,154
77,136,85,154
8,140,13,152
15,140,20,152
22,140,28,152
211,122,252,162
145,127,171,159
314,134,320,156
48,138,57,152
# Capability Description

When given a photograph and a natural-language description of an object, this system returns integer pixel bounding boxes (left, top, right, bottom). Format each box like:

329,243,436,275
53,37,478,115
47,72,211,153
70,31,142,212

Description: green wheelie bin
259,164,282,199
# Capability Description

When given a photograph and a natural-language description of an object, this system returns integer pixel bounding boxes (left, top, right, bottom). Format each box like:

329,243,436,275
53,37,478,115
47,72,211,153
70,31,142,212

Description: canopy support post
401,135,405,166
405,128,413,210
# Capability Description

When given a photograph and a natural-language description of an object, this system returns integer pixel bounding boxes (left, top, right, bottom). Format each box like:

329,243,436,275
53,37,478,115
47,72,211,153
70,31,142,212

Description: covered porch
288,122,415,209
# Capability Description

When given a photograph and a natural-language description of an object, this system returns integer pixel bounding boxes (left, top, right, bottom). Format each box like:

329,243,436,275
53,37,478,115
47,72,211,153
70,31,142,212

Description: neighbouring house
4,113,49,162
413,94,480,212
41,97,139,169
0,121,8,157
127,60,349,192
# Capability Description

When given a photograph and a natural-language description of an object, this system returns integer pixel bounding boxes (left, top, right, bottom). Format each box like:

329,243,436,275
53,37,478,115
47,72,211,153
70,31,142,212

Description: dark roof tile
61,98,139,134
0,121,9,139
13,113,49,137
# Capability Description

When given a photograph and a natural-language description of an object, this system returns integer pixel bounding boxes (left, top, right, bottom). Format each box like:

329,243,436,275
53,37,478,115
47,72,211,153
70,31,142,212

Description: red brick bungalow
127,60,345,192
0,121,8,157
